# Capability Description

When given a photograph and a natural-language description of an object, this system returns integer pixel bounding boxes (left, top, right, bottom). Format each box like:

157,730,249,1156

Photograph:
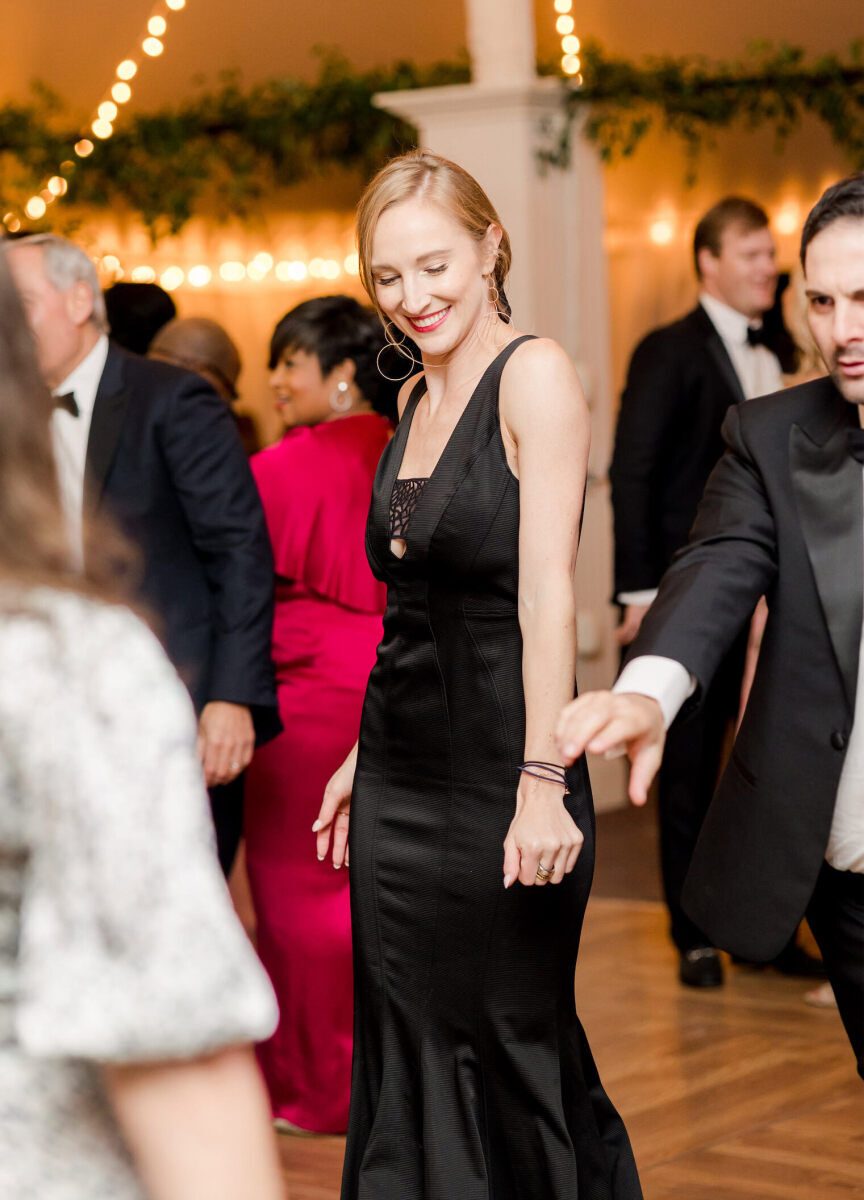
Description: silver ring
230,760,241,771
535,863,553,882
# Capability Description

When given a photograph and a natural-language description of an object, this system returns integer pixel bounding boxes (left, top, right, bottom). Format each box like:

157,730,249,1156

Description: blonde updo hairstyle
356,151,512,323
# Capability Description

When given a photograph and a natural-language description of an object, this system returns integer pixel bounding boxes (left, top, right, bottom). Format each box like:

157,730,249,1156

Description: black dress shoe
679,947,724,988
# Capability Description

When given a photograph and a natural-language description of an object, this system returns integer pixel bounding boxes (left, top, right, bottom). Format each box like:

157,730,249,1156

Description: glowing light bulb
343,252,360,276
649,219,675,246
220,262,246,282
92,118,114,139
309,258,326,278
188,265,212,287
112,82,132,104
166,0,186,9
554,0,572,11
98,101,118,122
101,255,122,274
117,59,138,80
322,259,341,280
48,176,68,196
562,54,581,75
774,204,800,236
142,37,164,56
75,139,95,157
556,14,574,33
40,189,55,204
4,213,21,233
160,266,185,291
25,197,47,220
252,252,274,272
561,35,580,54
148,15,167,35
131,266,157,283
246,263,268,281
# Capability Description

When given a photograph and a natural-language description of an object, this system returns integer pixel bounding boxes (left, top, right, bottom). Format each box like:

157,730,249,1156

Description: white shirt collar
53,334,109,422
699,292,761,347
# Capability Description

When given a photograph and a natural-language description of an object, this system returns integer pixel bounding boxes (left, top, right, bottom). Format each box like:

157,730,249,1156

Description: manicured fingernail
317,854,325,861
503,874,512,888
311,820,321,832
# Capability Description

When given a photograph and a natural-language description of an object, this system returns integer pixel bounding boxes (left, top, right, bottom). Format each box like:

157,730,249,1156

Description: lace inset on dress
389,478,429,538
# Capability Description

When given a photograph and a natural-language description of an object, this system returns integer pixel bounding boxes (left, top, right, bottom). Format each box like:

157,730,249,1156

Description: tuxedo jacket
86,343,280,744
629,376,860,958
609,304,745,594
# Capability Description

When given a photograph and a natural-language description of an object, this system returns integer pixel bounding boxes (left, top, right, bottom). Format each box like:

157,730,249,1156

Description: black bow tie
746,324,772,349
848,428,864,464
54,391,79,418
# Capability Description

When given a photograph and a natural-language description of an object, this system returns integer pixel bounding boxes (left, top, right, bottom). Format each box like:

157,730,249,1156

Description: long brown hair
0,251,135,599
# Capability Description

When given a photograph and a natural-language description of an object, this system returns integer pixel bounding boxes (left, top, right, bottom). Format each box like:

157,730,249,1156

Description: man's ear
65,280,96,329
696,246,717,285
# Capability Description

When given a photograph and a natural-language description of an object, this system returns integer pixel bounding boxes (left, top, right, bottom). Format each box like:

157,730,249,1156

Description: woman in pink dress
244,296,395,1134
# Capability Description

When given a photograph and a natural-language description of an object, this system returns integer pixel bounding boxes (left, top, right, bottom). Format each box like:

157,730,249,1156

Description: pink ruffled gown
245,413,390,1133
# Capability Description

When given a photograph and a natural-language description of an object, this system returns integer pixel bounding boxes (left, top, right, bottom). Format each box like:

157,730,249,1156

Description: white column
464,0,536,86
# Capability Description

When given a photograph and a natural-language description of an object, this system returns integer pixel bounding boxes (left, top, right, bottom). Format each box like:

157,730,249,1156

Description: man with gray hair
6,234,279,872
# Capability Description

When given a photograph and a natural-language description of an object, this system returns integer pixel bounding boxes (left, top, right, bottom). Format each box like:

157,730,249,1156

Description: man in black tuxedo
557,174,864,1077
609,197,788,987
6,235,279,872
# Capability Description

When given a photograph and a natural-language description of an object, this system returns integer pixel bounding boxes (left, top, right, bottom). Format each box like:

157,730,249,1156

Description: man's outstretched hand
555,692,666,806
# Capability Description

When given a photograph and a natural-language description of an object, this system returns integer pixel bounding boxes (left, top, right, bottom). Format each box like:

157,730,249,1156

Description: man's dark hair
269,294,401,420
693,197,770,279
104,282,176,355
800,173,864,267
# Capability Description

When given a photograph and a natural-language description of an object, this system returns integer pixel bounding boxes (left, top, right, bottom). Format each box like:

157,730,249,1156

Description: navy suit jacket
609,304,744,595
86,343,280,744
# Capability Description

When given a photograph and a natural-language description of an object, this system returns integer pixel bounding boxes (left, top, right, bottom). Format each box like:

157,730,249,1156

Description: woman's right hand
314,742,358,868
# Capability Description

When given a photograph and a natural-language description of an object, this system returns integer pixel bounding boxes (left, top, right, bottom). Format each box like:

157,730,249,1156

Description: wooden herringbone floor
273,895,862,1199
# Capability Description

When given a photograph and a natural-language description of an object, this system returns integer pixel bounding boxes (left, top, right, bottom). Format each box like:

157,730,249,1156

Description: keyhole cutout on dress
390,537,407,559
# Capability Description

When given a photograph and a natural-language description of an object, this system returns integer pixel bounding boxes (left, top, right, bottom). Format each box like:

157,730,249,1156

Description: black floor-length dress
343,336,642,1200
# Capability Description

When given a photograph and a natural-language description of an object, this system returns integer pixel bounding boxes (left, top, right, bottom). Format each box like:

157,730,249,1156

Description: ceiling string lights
553,0,583,85
94,250,362,293
5,0,188,233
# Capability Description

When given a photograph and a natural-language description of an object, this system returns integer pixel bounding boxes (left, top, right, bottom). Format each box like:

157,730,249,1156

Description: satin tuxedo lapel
789,382,863,710
85,344,131,509
694,305,746,405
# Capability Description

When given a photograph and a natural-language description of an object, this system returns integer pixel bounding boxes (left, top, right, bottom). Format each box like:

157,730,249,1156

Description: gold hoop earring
487,276,511,325
377,321,418,382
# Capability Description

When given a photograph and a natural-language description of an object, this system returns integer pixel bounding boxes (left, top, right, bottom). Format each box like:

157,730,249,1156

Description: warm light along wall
553,0,582,85
95,250,362,293
3,1,188,234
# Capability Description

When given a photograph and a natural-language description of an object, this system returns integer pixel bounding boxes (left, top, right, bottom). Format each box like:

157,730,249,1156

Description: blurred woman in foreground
0,253,283,1199
244,295,395,1134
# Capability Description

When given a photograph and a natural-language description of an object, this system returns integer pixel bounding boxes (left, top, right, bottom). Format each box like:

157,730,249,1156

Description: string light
553,0,582,83
16,6,188,227
89,248,359,290
649,218,675,246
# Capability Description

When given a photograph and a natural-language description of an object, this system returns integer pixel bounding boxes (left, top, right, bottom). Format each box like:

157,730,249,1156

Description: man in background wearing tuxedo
609,198,797,987
558,174,864,1077
5,234,279,874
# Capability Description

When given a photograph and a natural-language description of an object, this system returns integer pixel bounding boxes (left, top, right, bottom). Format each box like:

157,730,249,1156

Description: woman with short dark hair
243,294,396,1134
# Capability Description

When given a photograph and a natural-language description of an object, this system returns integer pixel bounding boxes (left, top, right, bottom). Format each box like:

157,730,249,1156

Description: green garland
2,43,863,238
0,56,470,237
543,40,864,179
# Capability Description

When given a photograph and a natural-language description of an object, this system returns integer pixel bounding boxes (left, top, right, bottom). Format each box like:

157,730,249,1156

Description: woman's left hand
502,777,584,887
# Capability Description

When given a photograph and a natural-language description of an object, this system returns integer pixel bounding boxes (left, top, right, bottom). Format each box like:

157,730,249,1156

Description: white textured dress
0,588,278,1200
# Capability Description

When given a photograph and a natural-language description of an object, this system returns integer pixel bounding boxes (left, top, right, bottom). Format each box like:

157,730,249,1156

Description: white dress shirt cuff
616,589,658,607
613,656,696,730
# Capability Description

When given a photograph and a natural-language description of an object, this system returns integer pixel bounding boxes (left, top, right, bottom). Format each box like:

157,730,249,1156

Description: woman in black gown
315,151,642,1200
